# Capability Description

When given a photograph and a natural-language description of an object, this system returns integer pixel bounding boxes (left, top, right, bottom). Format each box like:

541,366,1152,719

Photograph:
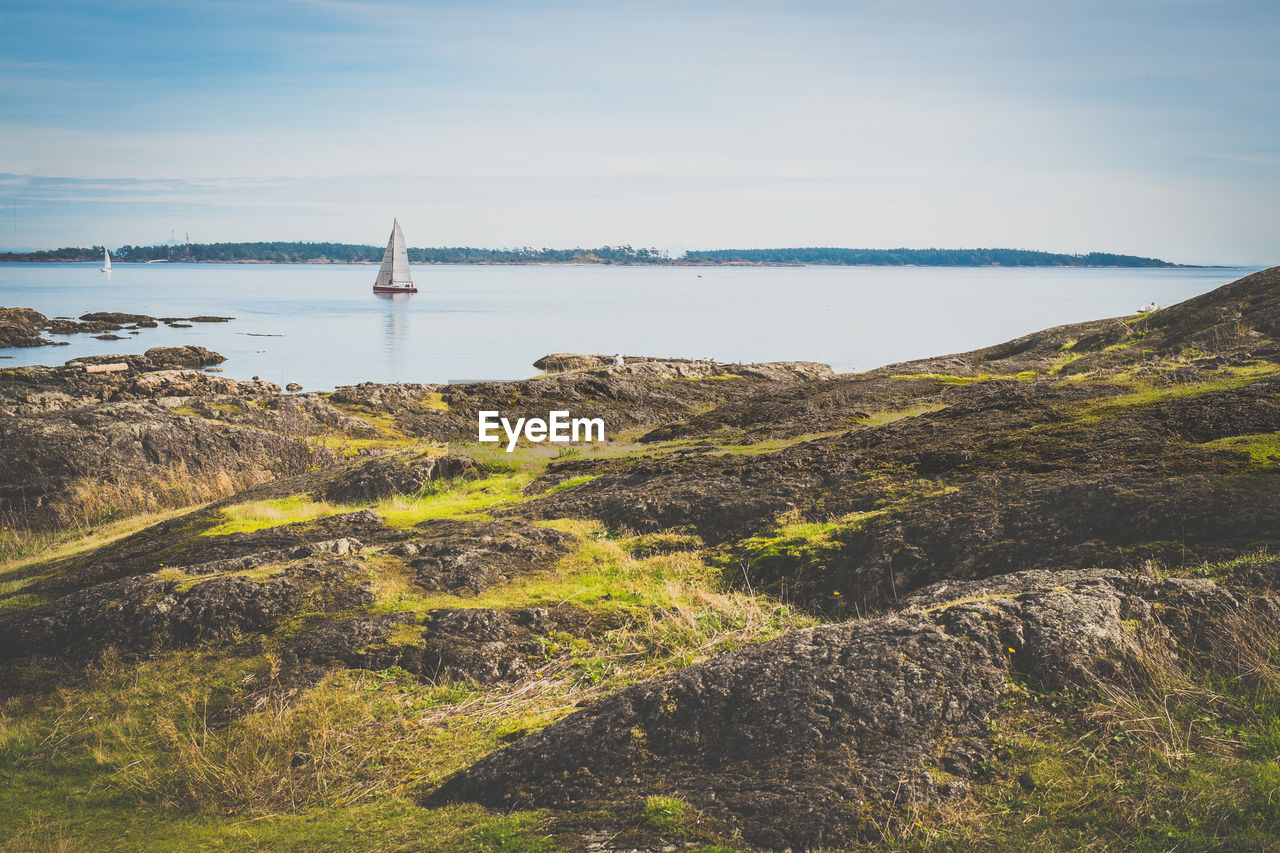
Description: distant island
0,243,1186,267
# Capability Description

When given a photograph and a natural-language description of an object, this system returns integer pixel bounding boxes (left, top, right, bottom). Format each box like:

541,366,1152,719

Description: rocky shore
1,267,1279,850
0,307,233,348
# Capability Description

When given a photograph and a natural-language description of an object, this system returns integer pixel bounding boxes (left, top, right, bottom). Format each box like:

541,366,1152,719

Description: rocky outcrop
0,401,327,534
328,382,442,412
18,509,398,599
425,565,1255,848
0,556,373,660
321,453,481,503
292,605,615,684
116,369,280,398
143,345,227,368
533,352,835,382
398,518,577,594
0,308,240,354
0,307,54,347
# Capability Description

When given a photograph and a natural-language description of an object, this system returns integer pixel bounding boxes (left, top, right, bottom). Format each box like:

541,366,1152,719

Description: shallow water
0,263,1260,390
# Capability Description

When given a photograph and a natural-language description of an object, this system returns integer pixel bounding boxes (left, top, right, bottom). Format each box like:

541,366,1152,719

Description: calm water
0,263,1261,391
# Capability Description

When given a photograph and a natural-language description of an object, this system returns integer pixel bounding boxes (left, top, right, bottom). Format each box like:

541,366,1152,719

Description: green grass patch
733,510,884,583
535,474,599,497
202,495,341,536
1202,431,1280,467
0,649,566,850
377,473,534,526
202,473,536,537
642,794,691,833
1074,369,1279,426
890,372,987,385
311,435,435,457
855,401,950,427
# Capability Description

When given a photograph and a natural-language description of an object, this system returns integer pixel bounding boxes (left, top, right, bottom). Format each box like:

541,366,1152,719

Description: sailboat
372,219,417,294
100,248,112,273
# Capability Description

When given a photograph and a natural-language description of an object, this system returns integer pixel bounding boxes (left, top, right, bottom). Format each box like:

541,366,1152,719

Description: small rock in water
286,382,302,393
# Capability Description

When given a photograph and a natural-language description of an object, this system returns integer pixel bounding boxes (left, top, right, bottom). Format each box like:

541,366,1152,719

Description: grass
0,464,265,562
880,592,1280,851
732,509,885,593
0,649,565,850
1073,366,1280,426
855,401,950,427
1201,431,1280,467
0,504,210,572
0,508,808,851
201,495,342,536
642,795,691,833
890,372,988,385
202,472,537,537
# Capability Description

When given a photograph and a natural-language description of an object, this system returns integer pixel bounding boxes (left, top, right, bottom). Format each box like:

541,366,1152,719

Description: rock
83,362,129,374
406,518,576,594
0,307,53,347
79,312,157,325
118,370,280,398
0,556,374,659
0,401,327,535
286,382,302,393
328,382,443,413
144,345,227,368
424,567,1246,848
291,605,615,684
533,353,835,382
321,453,481,503
534,353,616,372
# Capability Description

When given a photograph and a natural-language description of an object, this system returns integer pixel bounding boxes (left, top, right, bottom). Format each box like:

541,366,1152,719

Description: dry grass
0,503,212,569
875,595,1280,851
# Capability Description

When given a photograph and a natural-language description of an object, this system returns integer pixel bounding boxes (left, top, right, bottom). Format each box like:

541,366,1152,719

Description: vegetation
682,247,1182,267
0,243,1183,267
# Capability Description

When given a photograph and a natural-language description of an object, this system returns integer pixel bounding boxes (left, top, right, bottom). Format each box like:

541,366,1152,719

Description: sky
0,0,1277,264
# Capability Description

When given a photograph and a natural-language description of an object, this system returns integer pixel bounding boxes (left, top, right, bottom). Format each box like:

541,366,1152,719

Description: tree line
0,243,1179,267
681,247,1179,267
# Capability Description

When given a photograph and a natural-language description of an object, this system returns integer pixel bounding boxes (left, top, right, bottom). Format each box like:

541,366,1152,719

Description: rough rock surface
425,566,1249,848
0,400,324,532
0,307,53,347
321,453,481,503
405,518,577,594
292,605,612,684
533,352,835,382
27,510,397,598
0,556,373,660
1,308,240,351
143,345,227,368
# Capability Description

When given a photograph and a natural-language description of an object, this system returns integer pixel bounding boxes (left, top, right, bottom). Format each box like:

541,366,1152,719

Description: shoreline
0,258,1222,269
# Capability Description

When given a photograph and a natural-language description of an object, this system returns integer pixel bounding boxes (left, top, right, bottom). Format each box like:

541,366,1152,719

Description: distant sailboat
100,248,112,273
372,219,417,294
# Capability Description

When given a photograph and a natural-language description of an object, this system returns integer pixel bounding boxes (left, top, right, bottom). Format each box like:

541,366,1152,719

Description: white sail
101,248,112,272
373,219,413,289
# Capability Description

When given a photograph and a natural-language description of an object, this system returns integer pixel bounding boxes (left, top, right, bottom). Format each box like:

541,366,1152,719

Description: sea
0,263,1263,391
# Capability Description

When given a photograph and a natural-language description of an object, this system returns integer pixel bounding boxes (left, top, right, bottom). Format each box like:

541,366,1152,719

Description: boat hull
373,285,418,294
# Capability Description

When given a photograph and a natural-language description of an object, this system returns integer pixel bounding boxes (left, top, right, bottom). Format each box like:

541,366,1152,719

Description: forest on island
0,243,1181,267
